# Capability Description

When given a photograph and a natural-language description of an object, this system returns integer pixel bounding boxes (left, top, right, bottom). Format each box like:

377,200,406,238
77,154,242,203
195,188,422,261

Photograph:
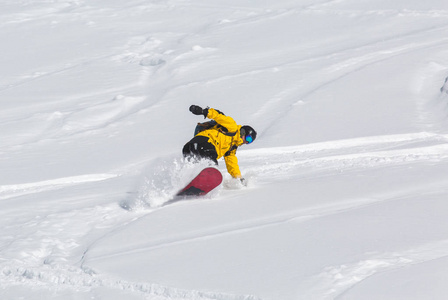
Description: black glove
189,105,208,118
240,178,247,187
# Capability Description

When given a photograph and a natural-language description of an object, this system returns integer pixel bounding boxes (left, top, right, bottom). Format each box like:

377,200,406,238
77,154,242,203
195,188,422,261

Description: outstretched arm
224,153,247,186
224,153,241,178
189,105,238,133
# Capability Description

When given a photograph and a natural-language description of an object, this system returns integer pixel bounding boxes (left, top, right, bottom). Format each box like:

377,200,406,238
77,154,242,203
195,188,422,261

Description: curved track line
0,174,118,200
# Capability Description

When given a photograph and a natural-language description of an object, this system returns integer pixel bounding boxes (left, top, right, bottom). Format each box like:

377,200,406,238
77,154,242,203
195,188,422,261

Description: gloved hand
240,177,247,187
189,105,208,118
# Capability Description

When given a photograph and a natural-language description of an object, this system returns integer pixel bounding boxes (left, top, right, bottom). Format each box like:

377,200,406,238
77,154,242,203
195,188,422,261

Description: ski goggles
245,135,254,144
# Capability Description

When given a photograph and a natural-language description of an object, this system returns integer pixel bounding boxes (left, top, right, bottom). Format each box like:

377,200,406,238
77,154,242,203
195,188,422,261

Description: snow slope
1,0,448,299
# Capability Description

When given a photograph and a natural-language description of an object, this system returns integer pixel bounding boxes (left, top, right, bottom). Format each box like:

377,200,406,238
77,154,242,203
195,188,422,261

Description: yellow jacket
196,108,244,178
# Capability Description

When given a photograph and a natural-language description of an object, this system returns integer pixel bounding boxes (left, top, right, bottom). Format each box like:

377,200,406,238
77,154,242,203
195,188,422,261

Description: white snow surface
1,0,448,299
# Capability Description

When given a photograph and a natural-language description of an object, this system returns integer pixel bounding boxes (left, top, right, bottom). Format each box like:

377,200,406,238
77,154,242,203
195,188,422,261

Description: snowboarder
182,105,257,185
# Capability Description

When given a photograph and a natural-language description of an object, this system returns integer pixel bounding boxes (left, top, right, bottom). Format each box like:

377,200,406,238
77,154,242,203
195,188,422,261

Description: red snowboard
176,167,223,196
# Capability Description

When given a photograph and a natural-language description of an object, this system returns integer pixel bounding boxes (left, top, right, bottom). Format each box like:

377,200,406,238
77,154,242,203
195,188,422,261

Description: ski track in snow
83,131,448,263
0,132,448,299
298,239,448,300
68,133,448,300
87,188,444,264
0,174,118,200
0,175,260,300
0,262,261,300
2,1,448,299
2,2,447,150
4,3,447,129
2,131,447,299
257,28,448,133
241,132,448,181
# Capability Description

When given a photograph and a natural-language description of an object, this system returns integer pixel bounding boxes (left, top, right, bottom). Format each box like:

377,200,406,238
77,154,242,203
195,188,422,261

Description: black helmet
240,125,257,144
